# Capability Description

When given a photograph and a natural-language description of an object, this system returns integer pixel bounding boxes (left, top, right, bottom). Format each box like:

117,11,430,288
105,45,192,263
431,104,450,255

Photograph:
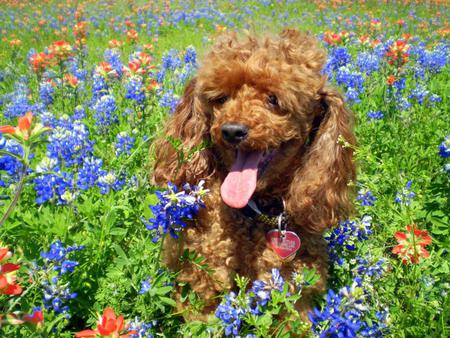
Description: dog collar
242,199,289,229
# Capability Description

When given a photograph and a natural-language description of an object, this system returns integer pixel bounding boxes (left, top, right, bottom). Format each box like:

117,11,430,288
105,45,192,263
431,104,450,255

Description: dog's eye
268,95,278,106
211,96,228,105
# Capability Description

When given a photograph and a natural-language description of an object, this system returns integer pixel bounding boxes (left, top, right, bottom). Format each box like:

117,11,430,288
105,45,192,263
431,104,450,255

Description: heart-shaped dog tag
266,230,301,261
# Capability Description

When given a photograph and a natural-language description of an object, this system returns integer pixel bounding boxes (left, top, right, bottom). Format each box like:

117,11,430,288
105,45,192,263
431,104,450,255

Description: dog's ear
152,78,214,186
286,87,356,234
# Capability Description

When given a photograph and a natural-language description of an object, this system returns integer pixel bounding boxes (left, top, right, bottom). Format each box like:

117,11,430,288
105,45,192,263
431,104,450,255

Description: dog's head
153,29,355,233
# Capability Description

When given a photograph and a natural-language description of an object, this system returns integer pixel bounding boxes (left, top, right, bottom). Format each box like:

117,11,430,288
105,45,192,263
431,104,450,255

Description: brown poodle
152,29,355,319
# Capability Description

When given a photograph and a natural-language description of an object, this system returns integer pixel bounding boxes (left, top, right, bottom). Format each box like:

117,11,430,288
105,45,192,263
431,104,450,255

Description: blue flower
325,47,352,75
92,94,118,129
394,180,416,205
356,52,379,75
129,318,157,338
115,132,135,157
438,136,450,158
409,83,429,105
309,277,389,338
184,46,197,65
215,292,246,336
125,77,146,104
97,170,125,194
356,190,377,206
325,216,373,264
143,181,208,242
39,241,84,317
367,111,384,120
104,48,124,77
159,90,179,113
139,277,152,294
39,81,55,105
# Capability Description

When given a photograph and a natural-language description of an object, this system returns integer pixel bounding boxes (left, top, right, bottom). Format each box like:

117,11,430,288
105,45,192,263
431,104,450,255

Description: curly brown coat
152,28,356,320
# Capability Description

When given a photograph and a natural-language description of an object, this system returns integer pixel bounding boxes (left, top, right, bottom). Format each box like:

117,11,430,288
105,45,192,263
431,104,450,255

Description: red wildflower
0,246,22,295
29,52,53,73
126,29,139,42
392,224,432,264
109,39,124,48
23,308,44,325
95,62,118,78
0,112,33,140
385,40,410,66
323,31,342,45
63,73,79,88
48,40,73,60
76,307,134,338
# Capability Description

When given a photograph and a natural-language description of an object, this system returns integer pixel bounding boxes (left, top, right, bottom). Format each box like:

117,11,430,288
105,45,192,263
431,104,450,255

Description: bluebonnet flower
161,49,182,72
125,77,146,104
129,318,157,338
409,83,429,105
416,43,449,74
46,122,94,167
97,170,125,194
73,105,86,120
324,47,352,75
40,240,84,262
67,57,88,81
438,136,450,158
91,73,109,101
394,180,416,205
356,52,380,75
428,94,441,105
92,94,118,129
76,156,103,190
159,90,179,113
115,132,135,157
367,111,384,120
325,216,373,265
335,66,364,103
39,81,55,105
0,137,25,187
39,241,84,317
33,171,74,205
356,190,377,206
142,181,209,242
3,89,33,119
104,48,124,77
248,268,285,313
184,46,197,65
139,277,152,294
215,292,247,336
309,278,389,338
397,97,412,111
352,256,387,283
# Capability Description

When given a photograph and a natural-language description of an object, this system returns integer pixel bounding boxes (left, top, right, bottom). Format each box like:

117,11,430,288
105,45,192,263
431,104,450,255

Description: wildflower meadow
0,0,449,337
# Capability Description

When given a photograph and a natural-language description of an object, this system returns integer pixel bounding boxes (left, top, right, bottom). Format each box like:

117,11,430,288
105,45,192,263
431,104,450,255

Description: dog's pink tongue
221,150,263,209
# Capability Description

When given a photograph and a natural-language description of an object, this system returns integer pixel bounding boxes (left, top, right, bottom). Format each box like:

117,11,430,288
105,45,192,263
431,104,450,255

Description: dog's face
196,31,327,208
153,29,355,233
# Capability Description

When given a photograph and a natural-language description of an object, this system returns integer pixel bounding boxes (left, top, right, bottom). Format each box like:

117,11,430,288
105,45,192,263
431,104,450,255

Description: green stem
0,164,28,227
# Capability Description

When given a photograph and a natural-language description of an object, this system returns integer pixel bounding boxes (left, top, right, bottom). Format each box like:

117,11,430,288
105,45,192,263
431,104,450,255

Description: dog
152,28,355,319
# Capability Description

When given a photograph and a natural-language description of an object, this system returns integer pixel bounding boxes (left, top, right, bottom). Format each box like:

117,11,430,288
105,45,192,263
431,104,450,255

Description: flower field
0,0,449,336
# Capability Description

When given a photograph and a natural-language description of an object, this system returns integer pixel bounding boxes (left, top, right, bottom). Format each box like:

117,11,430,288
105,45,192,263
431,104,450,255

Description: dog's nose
221,123,249,144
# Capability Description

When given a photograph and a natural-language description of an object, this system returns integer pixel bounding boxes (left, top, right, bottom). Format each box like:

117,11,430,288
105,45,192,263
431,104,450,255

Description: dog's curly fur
152,29,356,319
